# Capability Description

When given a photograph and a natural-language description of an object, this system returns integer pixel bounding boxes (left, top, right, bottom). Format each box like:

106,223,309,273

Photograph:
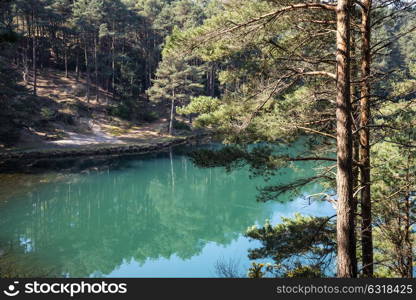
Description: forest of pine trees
0,0,415,278
169,0,416,278
0,0,214,137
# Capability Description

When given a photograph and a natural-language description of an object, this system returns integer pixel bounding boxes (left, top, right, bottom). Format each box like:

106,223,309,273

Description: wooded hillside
0,0,415,278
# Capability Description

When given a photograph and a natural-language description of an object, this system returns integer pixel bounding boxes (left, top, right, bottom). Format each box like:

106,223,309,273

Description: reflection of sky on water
0,144,333,278
106,197,334,278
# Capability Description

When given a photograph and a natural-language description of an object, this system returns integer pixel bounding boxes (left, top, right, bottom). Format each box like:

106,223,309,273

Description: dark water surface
0,144,333,277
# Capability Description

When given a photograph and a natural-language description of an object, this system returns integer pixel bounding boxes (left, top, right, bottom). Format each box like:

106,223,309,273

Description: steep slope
1,69,174,150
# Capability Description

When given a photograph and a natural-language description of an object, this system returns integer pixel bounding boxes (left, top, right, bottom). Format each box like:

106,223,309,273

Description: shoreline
0,133,209,167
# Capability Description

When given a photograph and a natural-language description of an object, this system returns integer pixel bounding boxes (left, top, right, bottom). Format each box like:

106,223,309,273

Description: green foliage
283,264,325,278
147,50,204,105
247,263,266,278
72,0,104,30
167,0,337,143
189,145,288,178
153,0,206,38
177,96,221,127
0,0,221,145
0,1,22,99
247,262,326,278
370,98,416,277
177,96,220,115
168,1,416,278
141,111,159,123
40,107,55,121
173,120,191,131
109,99,161,122
108,103,131,120
245,214,336,277
0,0,415,278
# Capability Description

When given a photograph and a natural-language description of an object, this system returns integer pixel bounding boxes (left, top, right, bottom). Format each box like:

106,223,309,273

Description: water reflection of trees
0,148,319,278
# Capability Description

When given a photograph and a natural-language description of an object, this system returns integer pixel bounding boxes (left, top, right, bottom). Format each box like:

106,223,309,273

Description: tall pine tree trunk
94,37,99,103
336,0,357,278
359,0,373,277
350,26,360,276
404,193,413,278
32,9,37,96
112,37,115,98
76,45,80,82
64,47,68,78
403,151,413,278
210,63,215,97
84,39,90,102
23,16,29,84
63,33,68,78
169,89,175,136
112,20,116,99
32,32,37,95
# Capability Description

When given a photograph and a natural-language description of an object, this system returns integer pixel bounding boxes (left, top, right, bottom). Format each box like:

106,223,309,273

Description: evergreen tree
147,49,203,134
168,0,416,277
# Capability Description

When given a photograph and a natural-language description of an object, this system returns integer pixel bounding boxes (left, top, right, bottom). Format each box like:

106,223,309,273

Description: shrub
173,120,191,131
40,107,55,120
141,111,159,123
108,103,131,120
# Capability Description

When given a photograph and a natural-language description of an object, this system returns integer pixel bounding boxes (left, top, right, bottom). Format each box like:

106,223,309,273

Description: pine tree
147,50,203,134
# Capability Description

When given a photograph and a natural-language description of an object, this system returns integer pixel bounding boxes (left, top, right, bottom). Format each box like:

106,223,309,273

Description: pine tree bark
64,47,68,78
76,45,79,82
404,193,413,278
359,0,373,277
32,36,37,95
94,37,99,103
112,20,116,98
23,16,29,84
84,40,90,102
210,64,215,97
336,0,357,278
350,25,360,277
403,151,413,278
32,9,37,96
112,36,115,98
169,89,176,136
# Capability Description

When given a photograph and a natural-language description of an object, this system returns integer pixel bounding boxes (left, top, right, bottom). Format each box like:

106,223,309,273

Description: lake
0,143,334,277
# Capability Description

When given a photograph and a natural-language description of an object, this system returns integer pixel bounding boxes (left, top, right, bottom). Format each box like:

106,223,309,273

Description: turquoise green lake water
0,144,333,277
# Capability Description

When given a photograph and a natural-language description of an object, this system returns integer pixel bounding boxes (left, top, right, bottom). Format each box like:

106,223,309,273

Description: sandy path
48,121,124,147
